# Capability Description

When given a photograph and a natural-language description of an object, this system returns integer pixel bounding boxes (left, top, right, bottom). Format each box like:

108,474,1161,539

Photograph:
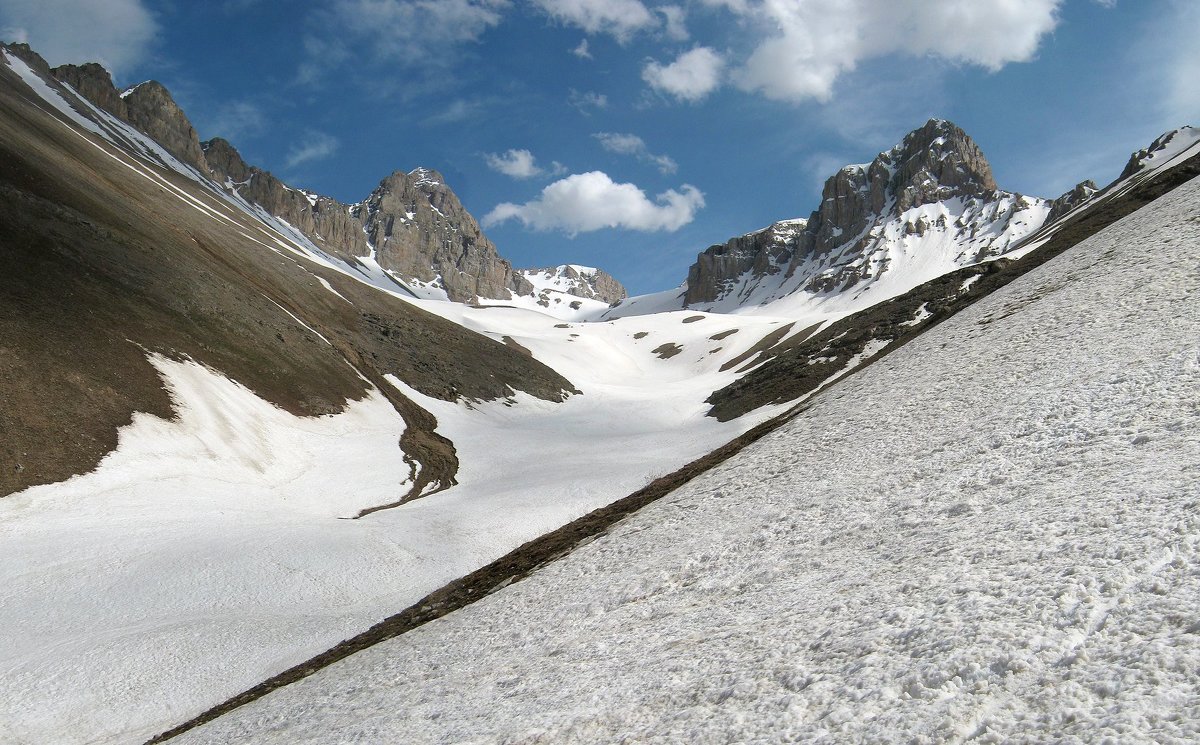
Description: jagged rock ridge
683,119,1052,309
30,45,612,305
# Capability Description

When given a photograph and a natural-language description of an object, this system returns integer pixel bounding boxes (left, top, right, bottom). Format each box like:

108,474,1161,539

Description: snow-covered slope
181,173,1200,745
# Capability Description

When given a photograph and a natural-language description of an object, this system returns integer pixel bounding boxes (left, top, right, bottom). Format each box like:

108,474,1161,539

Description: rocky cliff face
1047,180,1098,222
118,81,209,172
684,119,1049,307
203,137,369,262
26,51,619,306
355,169,533,303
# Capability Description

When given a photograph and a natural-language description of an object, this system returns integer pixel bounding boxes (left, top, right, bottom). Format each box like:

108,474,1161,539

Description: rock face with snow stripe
355,168,533,303
683,119,1049,308
520,265,627,306
1116,126,1200,182
202,137,369,262
25,46,614,306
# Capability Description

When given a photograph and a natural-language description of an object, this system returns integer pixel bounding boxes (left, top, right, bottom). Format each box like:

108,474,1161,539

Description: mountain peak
883,117,998,206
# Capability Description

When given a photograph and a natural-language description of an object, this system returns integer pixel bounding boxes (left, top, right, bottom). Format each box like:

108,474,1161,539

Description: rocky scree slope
683,119,1050,309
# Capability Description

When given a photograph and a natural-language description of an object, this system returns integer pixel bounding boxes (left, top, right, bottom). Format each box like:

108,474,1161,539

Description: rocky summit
355,168,533,303
683,119,1047,307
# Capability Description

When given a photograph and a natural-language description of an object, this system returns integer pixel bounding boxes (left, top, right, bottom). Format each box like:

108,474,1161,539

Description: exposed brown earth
0,59,574,499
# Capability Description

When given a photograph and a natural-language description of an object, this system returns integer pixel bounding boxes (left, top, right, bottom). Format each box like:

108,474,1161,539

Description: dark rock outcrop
119,81,208,171
1048,180,1098,222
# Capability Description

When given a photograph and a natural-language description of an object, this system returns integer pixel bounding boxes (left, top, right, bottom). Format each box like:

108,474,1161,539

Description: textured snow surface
185,178,1200,744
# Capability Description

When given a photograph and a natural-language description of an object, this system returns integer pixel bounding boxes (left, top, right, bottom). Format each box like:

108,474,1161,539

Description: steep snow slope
182,177,1200,743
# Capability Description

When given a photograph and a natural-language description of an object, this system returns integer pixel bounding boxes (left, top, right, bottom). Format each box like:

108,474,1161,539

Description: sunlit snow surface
183,178,1200,744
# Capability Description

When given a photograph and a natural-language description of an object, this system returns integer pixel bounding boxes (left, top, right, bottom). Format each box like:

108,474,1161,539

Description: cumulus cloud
284,131,339,169
642,46,724,102
530,0,656,42
483,171,704,234
594,132,678,174
571,38,592,59
0,0,157,77
723,0,1062,103
485,148,544,178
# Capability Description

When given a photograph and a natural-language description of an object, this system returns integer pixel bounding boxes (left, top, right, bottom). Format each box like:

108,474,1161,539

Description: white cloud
330,0,508,63
0,0,157,77
485,148,543,178
642,46,724,102
483,171,704,234
530,0,656,42
568,88,608,113
658,5,688,41
284,131,339,169
723,0,1062,103
571,38,592,59
594,132,678,174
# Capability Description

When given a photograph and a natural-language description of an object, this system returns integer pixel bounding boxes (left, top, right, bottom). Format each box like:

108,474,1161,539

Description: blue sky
2,0,1197,294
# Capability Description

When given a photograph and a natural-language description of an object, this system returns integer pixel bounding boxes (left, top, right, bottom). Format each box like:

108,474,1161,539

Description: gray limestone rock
1048,180,1098,222
357,168,533,303
120,81,208,172
685,119,1014,305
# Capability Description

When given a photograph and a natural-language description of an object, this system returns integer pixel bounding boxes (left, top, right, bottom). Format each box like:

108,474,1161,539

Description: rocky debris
684,119,1041,305
1048,180,1098,222
356,169,532,303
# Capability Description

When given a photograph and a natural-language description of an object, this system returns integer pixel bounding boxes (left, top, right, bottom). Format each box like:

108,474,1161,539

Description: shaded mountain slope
0,46,574,499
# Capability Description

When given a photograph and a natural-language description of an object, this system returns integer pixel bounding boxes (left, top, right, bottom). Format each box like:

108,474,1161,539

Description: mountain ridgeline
14,43,622,306
680,119,1076,310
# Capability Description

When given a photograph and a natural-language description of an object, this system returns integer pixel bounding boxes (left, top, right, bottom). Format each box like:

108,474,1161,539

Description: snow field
182,177,1200,743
